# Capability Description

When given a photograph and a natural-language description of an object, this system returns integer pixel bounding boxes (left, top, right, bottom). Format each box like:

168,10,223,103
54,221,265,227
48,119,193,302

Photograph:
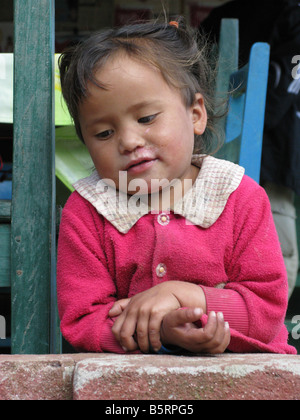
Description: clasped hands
108,281,230,354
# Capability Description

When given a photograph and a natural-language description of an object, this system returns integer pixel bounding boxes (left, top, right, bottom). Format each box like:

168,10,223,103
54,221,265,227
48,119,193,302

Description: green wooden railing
9,0,57,354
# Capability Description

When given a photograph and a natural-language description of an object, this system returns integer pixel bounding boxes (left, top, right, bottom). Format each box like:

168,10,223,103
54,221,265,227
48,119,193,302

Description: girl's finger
119,313,140,351
178,310,216,345
201,311,218,343
202,315,230,354
218,321,231,353
112,309,138,351
173,307,203,327
148,312,166,353
209,312,226,350
137,309,165,353
109,298,131,317
135,312,151,353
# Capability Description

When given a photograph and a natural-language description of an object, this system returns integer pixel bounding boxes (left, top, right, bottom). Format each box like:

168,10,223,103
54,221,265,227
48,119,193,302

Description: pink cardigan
57,174,296,355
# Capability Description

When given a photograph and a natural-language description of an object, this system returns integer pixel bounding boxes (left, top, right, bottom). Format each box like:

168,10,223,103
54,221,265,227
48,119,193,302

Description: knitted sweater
57,156,296,354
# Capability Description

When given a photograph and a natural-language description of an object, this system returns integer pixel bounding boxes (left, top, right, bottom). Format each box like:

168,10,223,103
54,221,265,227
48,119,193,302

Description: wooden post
11,0,55,354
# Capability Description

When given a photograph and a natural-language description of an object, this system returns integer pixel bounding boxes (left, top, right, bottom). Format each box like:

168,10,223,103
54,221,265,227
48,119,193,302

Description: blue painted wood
238,43,270,182
216,19,270,184
225,94,245,144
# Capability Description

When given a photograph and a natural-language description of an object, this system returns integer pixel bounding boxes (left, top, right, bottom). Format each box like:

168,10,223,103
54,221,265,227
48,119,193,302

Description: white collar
73,155,244,233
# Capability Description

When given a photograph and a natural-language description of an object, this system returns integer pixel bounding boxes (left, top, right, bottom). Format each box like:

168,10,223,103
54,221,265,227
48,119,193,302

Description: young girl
57,18,296,355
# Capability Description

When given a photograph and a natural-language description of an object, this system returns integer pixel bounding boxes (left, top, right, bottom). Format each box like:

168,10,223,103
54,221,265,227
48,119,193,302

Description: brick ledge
0,353,299,400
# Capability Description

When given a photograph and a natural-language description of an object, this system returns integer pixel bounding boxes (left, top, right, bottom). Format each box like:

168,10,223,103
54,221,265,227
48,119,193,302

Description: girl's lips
126,158,158,175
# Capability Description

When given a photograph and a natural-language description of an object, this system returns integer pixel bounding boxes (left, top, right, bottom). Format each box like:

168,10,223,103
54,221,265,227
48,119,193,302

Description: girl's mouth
126,158,158,175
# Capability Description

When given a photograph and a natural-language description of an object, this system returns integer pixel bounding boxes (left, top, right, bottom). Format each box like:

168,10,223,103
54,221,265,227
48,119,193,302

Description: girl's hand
108,281,207,353
161,308,231,354
109,282,182,353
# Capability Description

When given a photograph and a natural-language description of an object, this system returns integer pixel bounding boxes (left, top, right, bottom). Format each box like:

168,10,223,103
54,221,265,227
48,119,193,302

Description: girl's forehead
84,52,187,108
95,53,162,81
90,54,179,100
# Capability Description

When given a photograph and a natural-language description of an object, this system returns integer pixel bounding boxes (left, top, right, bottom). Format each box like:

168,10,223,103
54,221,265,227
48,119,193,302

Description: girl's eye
96,129,114,140
138,114,156,124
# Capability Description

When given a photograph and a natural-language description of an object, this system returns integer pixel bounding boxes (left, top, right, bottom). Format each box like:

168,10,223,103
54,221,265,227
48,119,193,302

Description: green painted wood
11,0,56,354
216,19,239,94
213,19,239,160
215,19,239,135
0,224,10,287
0,200,11,222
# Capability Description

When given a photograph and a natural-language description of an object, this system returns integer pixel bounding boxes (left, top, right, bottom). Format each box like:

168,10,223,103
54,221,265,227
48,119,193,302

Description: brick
0,355,76,400
0,353,299,400
73,354,300,400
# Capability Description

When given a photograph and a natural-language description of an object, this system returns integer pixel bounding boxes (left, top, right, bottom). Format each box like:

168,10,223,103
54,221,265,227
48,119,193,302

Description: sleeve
201,177,296,354
57,192,130,353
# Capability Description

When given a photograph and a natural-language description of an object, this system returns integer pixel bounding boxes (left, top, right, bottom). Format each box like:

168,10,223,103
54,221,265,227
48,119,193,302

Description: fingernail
122,346,127,352
194,308,202,317
218,312,224,321
225,322,230,329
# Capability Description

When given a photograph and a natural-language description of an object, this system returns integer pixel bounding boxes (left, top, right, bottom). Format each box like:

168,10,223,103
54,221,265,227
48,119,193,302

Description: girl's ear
192,93,207,136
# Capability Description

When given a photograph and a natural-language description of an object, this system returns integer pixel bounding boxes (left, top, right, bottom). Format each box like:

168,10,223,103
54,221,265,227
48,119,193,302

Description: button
157,213,170,226
156,263,167,278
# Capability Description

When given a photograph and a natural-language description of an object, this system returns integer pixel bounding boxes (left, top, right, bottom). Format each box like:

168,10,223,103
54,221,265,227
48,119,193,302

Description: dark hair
59,17,225,153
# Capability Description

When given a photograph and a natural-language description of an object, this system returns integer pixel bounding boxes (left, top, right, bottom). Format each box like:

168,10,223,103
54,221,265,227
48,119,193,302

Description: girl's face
79,54,207,197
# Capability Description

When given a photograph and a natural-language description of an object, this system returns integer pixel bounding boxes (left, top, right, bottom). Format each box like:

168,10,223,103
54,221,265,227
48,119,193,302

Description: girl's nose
118,128,146,154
